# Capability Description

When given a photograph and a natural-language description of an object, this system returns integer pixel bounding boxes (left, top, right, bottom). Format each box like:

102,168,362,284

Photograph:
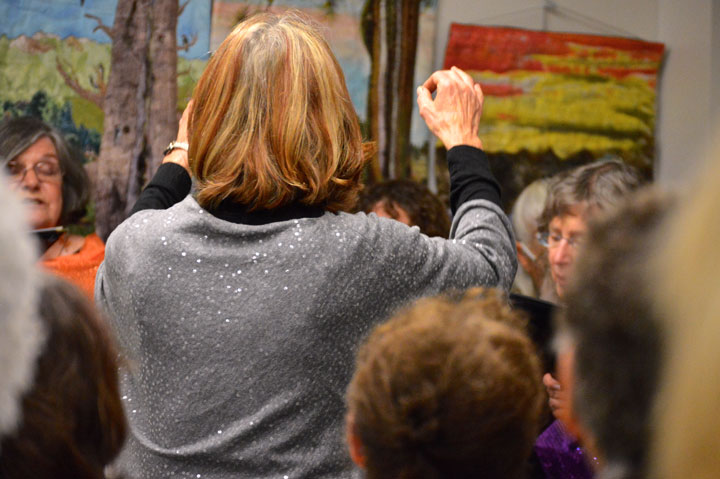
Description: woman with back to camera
97,12,516,479
0,117,103,297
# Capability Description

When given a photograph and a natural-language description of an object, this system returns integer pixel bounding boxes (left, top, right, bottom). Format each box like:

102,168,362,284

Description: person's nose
551,239,573,266
19,166,40,190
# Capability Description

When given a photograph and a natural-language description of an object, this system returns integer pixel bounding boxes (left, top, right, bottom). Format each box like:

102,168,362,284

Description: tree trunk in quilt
94,0,179,240
363,0,420,181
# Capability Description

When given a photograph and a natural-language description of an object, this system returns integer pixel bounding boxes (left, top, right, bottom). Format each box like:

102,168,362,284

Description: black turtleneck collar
208,199,326,225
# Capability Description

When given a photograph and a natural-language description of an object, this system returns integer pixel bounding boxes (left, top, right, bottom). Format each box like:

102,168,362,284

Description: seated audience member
537,158,642,300
649,151,720,479
97,13,516,479
356,179,451,237
0,172,43,442
534,158,641,479
0,117,103,297
346,289,544,479
0,275,126,478
511,178,554,300
548,190,672,479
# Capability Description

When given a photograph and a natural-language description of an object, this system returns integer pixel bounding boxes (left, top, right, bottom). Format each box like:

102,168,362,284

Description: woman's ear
346,413,366,469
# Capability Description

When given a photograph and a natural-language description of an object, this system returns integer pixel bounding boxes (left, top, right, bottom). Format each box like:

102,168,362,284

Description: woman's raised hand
162,100,193,174
417,66,484,151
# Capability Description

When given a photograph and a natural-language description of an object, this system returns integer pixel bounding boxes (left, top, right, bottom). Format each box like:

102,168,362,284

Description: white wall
656,0,713,188
433,0,719,189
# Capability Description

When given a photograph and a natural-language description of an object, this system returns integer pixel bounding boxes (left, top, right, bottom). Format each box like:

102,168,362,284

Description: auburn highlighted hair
189,12,369,212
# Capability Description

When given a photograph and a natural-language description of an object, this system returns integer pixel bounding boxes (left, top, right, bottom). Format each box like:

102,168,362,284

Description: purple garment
535,420,596,479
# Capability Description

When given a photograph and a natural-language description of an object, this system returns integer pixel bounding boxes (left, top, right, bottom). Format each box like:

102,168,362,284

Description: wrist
162,149,191,174
446,137,483,150
163,140,188,155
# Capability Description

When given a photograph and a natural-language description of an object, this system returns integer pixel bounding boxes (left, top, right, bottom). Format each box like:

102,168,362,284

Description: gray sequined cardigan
96,195,516,479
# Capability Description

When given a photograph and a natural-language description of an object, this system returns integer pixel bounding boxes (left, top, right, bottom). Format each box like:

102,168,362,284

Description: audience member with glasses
0,116,103,297
538,158,642,301
533,158,642,479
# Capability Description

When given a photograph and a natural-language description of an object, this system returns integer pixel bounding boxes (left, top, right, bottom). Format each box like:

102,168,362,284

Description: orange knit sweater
41,233,105,298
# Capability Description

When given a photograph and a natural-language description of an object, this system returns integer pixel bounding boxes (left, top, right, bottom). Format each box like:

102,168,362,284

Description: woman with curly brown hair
356,179,451,238
346,289,544,479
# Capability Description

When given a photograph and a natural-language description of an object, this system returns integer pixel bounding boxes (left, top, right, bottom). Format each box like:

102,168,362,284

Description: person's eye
36,161,60,176
549,233,563,244
5,160,22,176
571,235,586,246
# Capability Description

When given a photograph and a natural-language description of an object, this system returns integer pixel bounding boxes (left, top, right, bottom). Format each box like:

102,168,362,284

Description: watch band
163,141,189,156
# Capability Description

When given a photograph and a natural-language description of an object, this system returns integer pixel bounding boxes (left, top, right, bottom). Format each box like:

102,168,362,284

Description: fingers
422,68,483,107
177,100,193,143
422,70,444,94
416,85,433,113
474,83,484,104
543,373,561,390
422,69,458,94
418,67,484,150
450,66,475,89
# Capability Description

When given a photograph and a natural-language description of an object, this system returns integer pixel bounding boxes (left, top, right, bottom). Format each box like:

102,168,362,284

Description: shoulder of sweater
329,210,426,238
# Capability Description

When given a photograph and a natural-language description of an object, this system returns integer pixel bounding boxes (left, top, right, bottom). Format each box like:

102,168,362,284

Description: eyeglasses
5,159,63,184
536,231,585,250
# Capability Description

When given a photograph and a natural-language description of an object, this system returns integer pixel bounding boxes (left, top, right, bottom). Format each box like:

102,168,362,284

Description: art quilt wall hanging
0,0,211,236
0,0,211,156
444,23,665,206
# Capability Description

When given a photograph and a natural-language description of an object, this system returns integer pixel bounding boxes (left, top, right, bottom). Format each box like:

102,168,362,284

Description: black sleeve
447,145,502,214
129,163,192,216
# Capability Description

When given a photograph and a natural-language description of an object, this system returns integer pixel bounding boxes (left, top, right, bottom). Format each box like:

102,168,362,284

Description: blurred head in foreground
650,147,720,479
0,276,126,478
0,171,42,442
556,189,672,478
346,288,543,479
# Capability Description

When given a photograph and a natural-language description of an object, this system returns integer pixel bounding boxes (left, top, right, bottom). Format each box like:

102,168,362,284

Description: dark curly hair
357,179,451,238
347,288,543,479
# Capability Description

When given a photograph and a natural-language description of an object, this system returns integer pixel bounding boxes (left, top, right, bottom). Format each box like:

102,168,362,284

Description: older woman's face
547,211,588,298
7,137,63,229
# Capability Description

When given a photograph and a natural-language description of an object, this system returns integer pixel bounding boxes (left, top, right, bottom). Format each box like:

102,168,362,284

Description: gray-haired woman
0,116,102,297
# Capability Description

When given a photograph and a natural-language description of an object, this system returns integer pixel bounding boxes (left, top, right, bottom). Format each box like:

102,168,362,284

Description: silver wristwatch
163,141,189,156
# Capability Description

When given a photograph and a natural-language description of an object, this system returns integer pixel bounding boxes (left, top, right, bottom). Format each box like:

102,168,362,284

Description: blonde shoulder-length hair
188,12,369,212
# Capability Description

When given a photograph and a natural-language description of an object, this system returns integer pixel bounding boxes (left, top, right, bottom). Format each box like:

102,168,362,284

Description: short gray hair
538,159,642,233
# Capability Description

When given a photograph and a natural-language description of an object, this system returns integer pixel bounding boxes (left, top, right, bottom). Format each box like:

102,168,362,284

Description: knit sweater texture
97,194,516,479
